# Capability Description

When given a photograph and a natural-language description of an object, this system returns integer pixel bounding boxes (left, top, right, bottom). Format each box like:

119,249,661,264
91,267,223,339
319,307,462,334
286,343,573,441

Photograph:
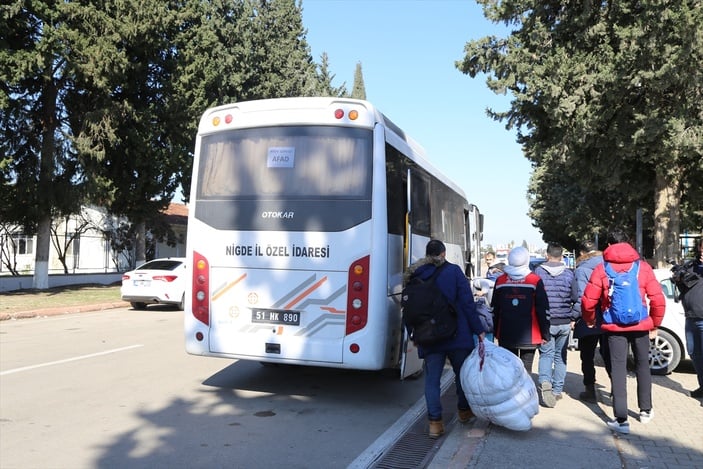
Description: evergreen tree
458,0,703,264
1,1,90,287
237,0,318,100
315,52,348,97
351,61,366,100
1,0,332,281
67,0,191,266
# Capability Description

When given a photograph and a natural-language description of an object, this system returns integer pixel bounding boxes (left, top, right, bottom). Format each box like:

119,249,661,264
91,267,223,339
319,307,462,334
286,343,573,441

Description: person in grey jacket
571,240,611,402
535,243,575,407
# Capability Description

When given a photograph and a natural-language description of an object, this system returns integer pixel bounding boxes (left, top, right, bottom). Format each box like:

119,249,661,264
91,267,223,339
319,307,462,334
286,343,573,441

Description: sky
301,0,545,249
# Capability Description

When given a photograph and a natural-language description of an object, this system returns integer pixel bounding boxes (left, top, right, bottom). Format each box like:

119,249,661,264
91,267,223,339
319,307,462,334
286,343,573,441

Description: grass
1,283,123,314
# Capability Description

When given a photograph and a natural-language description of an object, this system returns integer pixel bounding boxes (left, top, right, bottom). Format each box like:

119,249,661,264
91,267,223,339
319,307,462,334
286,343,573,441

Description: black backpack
401,263,457,346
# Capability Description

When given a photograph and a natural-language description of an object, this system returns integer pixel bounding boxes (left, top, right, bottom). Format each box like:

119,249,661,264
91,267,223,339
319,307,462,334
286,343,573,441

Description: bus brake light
346,256,369,335
192,251,210,326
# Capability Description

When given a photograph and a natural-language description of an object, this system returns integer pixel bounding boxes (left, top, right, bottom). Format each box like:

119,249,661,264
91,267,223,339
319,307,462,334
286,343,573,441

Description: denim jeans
608,331,651,421
423,348,471,421
538,323,571,394
685,317,703,389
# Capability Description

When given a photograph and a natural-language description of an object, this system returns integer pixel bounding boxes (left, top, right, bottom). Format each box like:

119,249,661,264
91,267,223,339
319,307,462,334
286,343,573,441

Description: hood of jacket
403,256,442,285
539,261,567,276
575,250,603,267
603,242,640,266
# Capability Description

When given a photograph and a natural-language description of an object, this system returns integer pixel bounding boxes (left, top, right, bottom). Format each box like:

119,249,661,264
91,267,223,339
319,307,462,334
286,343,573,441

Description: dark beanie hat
426,239,446,256
580,240,596,252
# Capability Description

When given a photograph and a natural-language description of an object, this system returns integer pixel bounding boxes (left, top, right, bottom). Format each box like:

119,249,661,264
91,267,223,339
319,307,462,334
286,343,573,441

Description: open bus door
400,169,425,379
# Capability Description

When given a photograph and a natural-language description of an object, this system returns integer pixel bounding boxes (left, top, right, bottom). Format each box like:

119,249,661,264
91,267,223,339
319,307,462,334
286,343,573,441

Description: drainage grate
370,384,459,469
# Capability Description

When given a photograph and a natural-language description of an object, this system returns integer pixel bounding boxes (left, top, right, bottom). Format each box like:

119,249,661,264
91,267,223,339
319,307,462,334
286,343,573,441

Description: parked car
529,257,546,271
650,268,688,375
120,257,187,310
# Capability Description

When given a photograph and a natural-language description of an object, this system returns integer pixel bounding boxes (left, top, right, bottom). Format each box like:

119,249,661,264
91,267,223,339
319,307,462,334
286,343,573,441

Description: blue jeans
423,348,471,421
685,317,703,389
538,323,571,394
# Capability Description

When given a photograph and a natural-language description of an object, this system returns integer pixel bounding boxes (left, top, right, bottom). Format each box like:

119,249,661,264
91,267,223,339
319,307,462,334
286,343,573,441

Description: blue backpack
602,260,647,326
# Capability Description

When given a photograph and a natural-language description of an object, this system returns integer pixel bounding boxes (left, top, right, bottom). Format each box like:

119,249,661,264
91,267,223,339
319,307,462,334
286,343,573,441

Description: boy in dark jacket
571,240,610,402
535,243,575,407
491,246,550,374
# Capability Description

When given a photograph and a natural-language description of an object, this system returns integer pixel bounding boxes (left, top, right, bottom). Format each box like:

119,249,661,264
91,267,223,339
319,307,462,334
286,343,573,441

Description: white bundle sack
460,340,539,431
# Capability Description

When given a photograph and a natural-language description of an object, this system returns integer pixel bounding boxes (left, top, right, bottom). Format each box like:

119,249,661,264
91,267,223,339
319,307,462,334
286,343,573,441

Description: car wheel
131,302,147,310
178,293,185,311
649,329,681,375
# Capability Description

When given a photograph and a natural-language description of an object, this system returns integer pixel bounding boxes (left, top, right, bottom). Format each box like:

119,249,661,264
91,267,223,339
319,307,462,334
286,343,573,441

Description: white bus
184,97,482,378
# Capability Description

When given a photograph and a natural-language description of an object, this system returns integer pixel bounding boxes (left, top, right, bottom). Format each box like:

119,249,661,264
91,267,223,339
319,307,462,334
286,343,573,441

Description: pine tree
351,62,366,100
315,52,347,97
458,0,703,262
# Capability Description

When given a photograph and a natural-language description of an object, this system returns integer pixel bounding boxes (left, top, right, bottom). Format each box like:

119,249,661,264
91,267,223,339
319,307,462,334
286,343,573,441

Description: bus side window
410,172,430,236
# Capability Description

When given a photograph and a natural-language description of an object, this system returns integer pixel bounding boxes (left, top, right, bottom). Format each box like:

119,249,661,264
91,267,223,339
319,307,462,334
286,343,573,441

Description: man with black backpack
672,237,703,398
402,239,487,439
581,228,665,435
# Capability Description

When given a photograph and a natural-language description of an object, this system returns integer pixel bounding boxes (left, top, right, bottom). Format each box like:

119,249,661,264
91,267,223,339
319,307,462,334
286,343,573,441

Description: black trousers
608,331,652,421
504,347,536,373
579,333,611,386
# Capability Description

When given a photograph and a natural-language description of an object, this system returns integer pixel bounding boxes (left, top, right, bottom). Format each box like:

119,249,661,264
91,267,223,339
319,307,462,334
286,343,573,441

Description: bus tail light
192,251,210,326
346,255,369,335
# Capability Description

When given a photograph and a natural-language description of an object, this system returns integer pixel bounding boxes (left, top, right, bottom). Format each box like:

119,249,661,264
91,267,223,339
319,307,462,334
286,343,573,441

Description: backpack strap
430,262,457,313
427,262,448,284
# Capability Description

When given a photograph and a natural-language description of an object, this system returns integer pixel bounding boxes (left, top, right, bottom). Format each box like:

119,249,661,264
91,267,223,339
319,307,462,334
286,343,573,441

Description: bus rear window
197,126,372,199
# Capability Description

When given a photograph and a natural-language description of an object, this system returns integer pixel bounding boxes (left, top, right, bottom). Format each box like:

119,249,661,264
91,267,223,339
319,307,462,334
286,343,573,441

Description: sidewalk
429,350,703,469
0,301,128,321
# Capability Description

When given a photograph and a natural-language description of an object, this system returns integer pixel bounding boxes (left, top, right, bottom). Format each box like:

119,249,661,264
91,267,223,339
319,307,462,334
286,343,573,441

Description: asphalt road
0,306,426,469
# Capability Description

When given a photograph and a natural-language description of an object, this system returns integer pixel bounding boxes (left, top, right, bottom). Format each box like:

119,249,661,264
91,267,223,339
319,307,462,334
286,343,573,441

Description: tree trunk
135,220,146,265
32,72,58,290
653,170,681,268
32,215,51,289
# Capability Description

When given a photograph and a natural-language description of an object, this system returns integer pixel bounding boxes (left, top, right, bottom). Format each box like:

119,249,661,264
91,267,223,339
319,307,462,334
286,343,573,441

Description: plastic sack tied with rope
460,340,539,431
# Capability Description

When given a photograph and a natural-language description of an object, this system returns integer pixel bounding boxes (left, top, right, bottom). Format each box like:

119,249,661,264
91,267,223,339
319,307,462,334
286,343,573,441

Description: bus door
400,169,425,379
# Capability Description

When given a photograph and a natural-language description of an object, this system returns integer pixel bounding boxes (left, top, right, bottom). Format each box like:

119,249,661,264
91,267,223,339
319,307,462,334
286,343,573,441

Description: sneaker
540,382,557,408
579,384,596,403
554,393,563,401
606,419,630,434
639,409,654,423
691,387,703,398
458,408,475,423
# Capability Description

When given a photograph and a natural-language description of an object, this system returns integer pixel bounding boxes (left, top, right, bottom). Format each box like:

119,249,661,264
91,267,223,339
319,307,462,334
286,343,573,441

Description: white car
650,268,688,375
120,258,187,310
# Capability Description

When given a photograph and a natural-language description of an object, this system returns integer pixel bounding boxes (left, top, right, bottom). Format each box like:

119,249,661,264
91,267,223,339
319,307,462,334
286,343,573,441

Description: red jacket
581,243,665,332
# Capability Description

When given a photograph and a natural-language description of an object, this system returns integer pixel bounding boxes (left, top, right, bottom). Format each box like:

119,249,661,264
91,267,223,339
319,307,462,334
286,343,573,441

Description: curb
0,302,129,321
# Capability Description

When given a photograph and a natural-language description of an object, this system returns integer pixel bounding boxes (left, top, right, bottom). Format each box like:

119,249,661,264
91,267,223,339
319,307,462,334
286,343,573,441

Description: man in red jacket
582,228,665,434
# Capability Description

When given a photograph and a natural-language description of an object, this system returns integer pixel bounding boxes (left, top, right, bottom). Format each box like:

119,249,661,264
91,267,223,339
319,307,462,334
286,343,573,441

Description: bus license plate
251,309,300,326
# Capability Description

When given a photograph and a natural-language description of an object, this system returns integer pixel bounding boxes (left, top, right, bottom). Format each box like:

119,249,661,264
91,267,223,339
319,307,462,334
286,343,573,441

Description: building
0,203,188,276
